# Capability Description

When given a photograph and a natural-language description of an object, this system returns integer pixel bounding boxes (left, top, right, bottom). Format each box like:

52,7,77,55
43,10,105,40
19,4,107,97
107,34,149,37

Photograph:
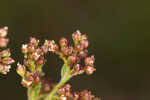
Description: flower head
49,30,96,76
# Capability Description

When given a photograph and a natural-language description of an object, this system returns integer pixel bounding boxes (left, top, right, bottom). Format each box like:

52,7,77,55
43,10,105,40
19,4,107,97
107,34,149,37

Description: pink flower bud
45,40,58,52
84,56,95,66
34,76,41,83
0,38,9,47
73,64,80,71
80,39,89,48
22,79,33,88
84,66,96,75
60,95,67,100
67,46,74,55
79,90,94,100
35,48,44,56
59,87,66,94
2,57,15,65
59,37,68,47
76,43,84,51
79,49,88,58
16,63,26,77
0,64,11,74
61,47,69,55
64,84,71,92
72,64,80,76
72,30,82,42
41,45,49,53
36,58,45,65
68,56,76,64
0,27,8,38
21,44,28,53
72,92,79,99
30,37,39,46
24,59,30,67
32,52,40,61
28,45,35,52
40,77,52,94
81,34,88,40
0,49,11,57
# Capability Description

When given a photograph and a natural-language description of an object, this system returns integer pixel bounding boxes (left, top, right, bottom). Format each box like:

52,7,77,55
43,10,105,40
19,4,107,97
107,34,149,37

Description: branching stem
45,64,71,100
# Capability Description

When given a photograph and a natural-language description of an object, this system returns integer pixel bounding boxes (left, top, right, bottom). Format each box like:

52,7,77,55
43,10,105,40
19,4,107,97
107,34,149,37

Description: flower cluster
16,30,99,100
0,27,14,74
58,84,100,100
43,30,97,100
17,37,56,88
50,30,96,76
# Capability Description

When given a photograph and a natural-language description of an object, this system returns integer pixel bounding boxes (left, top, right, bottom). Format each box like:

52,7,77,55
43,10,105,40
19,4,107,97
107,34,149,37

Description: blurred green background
0,0,150,100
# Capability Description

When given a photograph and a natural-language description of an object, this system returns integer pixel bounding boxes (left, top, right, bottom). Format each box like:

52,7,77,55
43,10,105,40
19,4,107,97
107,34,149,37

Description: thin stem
45,67,71,100
28,88,34,100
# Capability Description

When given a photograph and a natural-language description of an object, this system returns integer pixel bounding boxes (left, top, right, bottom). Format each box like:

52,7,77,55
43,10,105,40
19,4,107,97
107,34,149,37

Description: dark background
0,0,150,100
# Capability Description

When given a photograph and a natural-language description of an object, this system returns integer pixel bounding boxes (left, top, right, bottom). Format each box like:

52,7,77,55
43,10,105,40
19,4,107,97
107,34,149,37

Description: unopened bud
61,47,69,55
73,92,79,99
16,63,26,77
30,37,39,46
32,52,40,61
76,43,84,51
84,66,96,75
0,64,11,74
84,56,95,66
68,56,76,64
0,27,8,38
45,40,58,52
22,44,28,53
0,38,9,47
59,37,68,47
41,45,49,53
67,46,74,55
28,45,35,52
2,57,15,65
72,30,82,42
80,90,94,100
79,49,88,58
81,34,88,40
81,39,89,48
0,49,11,57
73,64,80,71
36,58,45,65
60,95,67,100
22,79,33,88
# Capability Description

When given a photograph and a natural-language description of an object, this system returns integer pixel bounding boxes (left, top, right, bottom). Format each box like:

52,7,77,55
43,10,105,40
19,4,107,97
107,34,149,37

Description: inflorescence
1,28,100,100
0,27,14,74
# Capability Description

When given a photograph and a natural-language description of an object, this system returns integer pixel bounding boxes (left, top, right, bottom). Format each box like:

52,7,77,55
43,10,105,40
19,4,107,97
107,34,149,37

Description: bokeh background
0,0,150,100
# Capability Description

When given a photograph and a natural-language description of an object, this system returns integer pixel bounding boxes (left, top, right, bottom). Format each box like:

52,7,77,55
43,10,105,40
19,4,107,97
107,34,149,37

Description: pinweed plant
0,27,100,100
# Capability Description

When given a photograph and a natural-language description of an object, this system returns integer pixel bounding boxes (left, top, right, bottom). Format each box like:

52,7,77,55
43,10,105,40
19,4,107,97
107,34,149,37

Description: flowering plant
0,27,100,100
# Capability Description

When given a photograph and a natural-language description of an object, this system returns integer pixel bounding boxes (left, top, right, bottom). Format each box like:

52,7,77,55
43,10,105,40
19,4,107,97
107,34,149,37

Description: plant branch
45,64,72,100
